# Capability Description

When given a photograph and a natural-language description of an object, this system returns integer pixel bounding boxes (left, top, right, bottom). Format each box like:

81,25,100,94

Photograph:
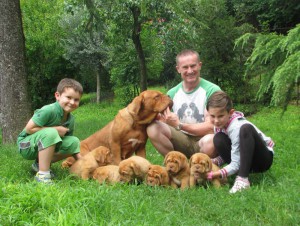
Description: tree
0,0,32,143
235,24,300,110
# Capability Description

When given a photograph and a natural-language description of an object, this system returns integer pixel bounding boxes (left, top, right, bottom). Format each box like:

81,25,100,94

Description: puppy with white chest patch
189,153,227,188
163,151,190,190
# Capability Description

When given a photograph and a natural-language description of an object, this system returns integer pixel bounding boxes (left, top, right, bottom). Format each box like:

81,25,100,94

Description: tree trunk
0,0,32,143
130,5,147,92
96,69,100,103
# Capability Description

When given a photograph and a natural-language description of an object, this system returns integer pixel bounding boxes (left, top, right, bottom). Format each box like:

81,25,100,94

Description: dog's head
163,151,188,176
146,165,169,186
118,159,138,183
127,90,173,124
189,153,212,178
91,146,113,166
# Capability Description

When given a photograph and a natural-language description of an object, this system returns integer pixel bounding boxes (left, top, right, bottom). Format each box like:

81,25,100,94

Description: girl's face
208,107,234,129
55,87,81,114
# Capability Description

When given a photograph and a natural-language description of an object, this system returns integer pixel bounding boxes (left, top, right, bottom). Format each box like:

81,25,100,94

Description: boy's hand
56,126,69,137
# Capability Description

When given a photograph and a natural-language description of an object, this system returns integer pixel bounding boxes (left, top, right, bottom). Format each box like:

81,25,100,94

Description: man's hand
162,107,180,128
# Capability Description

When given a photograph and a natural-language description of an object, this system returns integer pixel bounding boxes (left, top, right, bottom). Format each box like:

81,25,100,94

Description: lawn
0,99,299,225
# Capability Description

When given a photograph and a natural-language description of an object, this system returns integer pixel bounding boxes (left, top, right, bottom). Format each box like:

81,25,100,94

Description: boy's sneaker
229,176,250,194
32,161,55,178
35,173,53,184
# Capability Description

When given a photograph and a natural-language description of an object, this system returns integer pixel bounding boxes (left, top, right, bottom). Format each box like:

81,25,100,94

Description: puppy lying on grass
118,156,151,184
69,146,113,180
93,165,120,185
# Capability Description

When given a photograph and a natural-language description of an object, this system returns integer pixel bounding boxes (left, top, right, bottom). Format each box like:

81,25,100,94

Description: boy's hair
176,49,200,64
57,78,83,95
206,91,233,112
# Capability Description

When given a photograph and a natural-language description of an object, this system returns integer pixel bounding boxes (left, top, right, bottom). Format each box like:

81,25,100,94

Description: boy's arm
25,118,69,137
25,119,44,134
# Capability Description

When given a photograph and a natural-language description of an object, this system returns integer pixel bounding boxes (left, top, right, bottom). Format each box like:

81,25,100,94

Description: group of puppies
61,90,226,189
67,148,227,189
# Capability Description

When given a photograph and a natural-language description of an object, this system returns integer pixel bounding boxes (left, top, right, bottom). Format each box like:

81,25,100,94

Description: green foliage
228,0,300,34
21,0,74,109
1,104,299,225
235,24,300,109
60,1,112,94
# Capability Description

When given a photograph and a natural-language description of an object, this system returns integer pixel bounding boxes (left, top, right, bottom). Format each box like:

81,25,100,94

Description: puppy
62,90,172,167
69,146,113,180
93,165,120,185
163,151,190,190
146,165,170,187
189,153,227,188
118,156,151,184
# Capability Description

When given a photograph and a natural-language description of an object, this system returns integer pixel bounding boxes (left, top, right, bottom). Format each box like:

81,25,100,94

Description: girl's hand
207,171,214,181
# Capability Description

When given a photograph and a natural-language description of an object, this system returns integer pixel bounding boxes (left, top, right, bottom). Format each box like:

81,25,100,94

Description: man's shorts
17,128,80,160
169,126,201,158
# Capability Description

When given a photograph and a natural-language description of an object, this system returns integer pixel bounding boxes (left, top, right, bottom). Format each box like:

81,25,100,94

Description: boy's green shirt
17,101,75,140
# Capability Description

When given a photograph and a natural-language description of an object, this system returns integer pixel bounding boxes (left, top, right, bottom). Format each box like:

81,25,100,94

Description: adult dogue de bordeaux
62,90,173,167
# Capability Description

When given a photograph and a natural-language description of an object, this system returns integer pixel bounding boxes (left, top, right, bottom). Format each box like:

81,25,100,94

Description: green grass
0,102,299,225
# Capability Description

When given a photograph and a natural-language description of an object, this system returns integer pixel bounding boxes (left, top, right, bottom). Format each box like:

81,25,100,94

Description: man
147,49,221,158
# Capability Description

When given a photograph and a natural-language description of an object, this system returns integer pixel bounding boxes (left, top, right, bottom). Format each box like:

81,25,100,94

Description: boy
17,78,83,184
205,91,274,193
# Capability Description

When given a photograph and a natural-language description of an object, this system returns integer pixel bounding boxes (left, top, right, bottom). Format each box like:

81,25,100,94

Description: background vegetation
20,0,300,108
0,99,299,225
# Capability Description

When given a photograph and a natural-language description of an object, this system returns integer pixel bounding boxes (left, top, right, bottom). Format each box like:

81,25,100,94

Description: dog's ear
94,151,105,163
130,162,139,176
189,155,194,168
202,154,212,171
207,158,212,171
127,95,143,116
179,153,188,168
161,170,169,185
163,153,170,166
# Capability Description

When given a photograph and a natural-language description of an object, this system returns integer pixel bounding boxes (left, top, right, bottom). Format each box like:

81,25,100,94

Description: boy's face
208,107,234,129
55,87,81,114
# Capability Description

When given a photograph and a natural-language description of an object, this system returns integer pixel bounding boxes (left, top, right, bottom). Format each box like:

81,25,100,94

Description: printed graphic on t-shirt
177,102,204,123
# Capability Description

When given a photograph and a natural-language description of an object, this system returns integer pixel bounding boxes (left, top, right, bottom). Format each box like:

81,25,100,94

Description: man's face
176,54,202,84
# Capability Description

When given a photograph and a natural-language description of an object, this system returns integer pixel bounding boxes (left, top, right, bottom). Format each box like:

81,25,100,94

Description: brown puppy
93,165,120,185
146,165,170,187
69,146,113,180
62,90,172,168
164,151,190,190
189,153,227,188
118,156,151,184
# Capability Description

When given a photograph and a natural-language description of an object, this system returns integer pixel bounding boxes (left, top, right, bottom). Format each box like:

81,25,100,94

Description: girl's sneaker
35,173,53,184
229,176,250,194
